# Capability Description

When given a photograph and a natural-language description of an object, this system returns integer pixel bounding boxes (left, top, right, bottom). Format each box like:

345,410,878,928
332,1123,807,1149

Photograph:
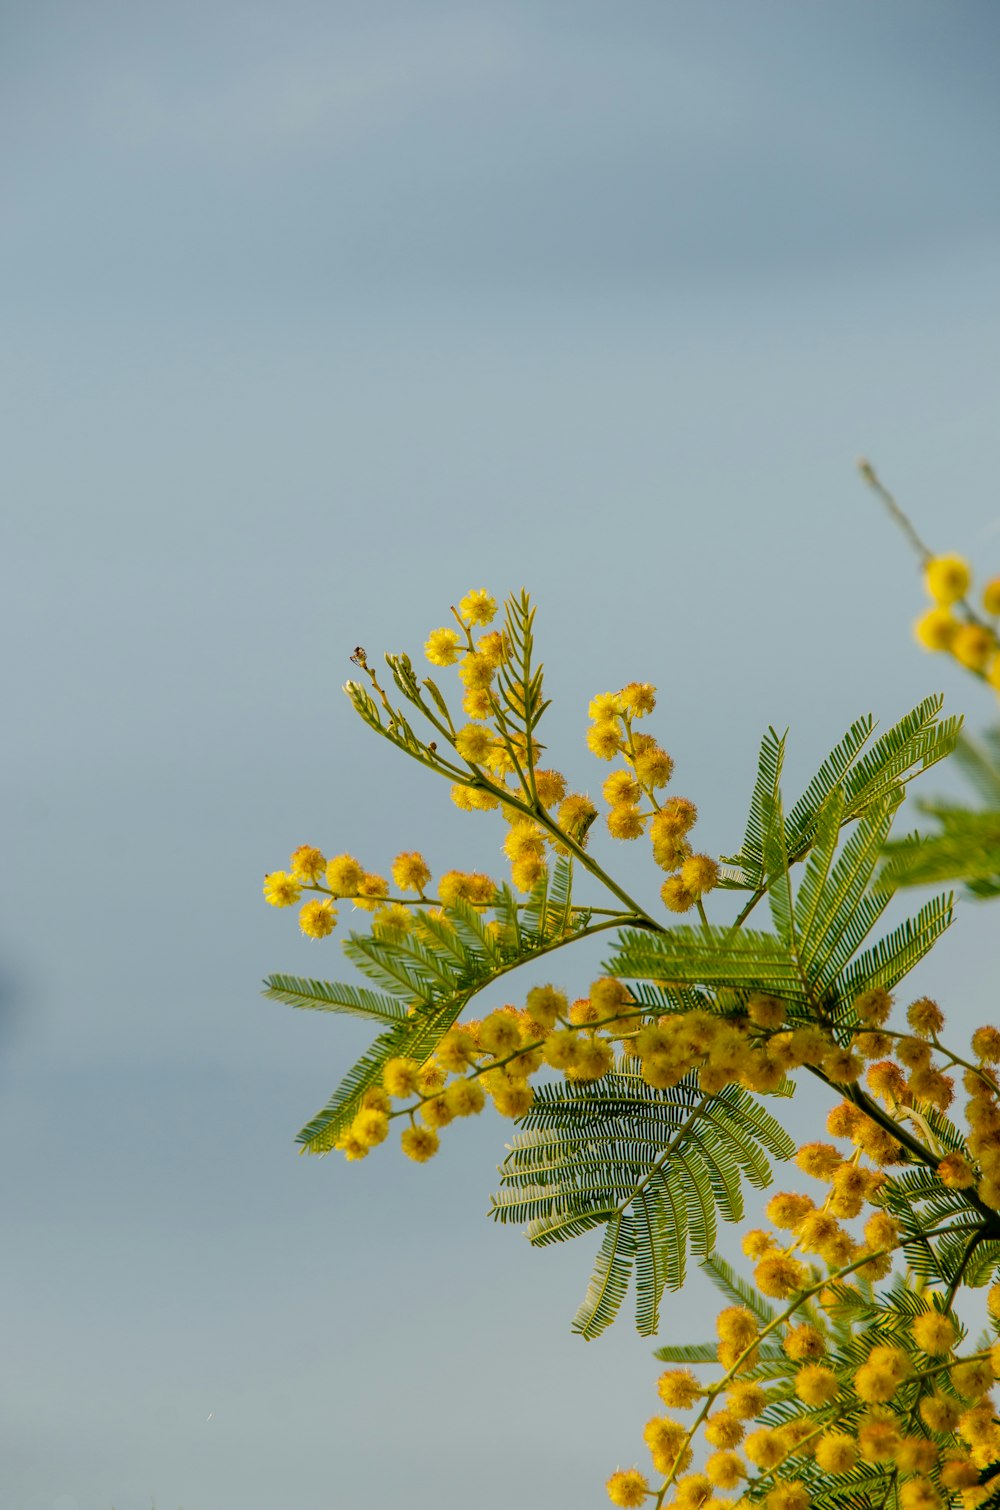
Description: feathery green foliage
492,1065,794,1338
878,727,1000,898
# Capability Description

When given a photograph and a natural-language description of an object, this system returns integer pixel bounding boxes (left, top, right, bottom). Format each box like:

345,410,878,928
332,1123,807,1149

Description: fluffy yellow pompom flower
952,624,996,672
754,1253,806,1299
525,984,567,1030
289,845,326,881
391,851,431,893
913,607,959,651
855,1346,910,1402
375,910,412,945
674,1474,714,1510
951,1359,994,1400
438,870,496,907
634,746,674,788
744,1429,783,1470
704,1451,745,1490
764,1482,809,1510
479,1010,523,1057
657,1369,701,1409
781,1327,823,1364
938,1153,976,1190
605,1469,649,1508
704,1412,745,1449
925,554,972,605
299,899,337,938
352,1108,389,1146
567,1038,614,1083
454,723,494,763
823,1048,863,1084
930,552,972,604
416,1062,445,1095
458,589,497,625
458,649,495,690
462,687,492,718
854,987,893,1025
911,1309,957,1355
419,1094,454,1130
400,1125,440,1162
796,1212,848,1259
604,770,641,806
383,1057,422,1098
765,1192,814,1230
588,692,621,720
795,1141,843,1180
717,1305,758,1343
354,871,389,911
896,1439,938,1476
857,1417,900,1462
726,1381,767,1419
863,1212,900,1252
643,1413,697,1473
557,792,598,841
661,876,698,914
653,797,698,836
939,1456,980,1490
815,1434,858,1474
746,993,784,1029
681,854,719,898
607,804,644,839
424,627,462,666
982,577,1000,615
795,1365,840,1406
620,681,656,716
587,720,622,759
263,871,302,907
544,1030,583,1070
503,821,545,862
907,996,945,1037
337,1131,369,1161
325,853,365,896
534,768,567,806
972,1026,1000,1062
899,1478,942,1510
920,1393,961,1432
866,1059,907,1103
589,976,632,1021
511,852,547,892
490,1077,534,1118
443,1079,485,1118
475,630,506,665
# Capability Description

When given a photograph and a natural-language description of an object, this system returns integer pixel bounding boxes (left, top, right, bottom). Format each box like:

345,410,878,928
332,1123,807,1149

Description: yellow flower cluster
264,844,476,938
331,977,642,1163
587,688,719,914
601,975,1000,1510
913,554,1000,693
609,1097,1000,1510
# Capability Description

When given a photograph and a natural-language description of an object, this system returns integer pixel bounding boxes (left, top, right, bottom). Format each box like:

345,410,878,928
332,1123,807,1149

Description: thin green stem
859,459,934,566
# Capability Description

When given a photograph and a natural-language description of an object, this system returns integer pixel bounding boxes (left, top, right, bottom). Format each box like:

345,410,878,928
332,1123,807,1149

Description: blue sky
4,5,1000,1508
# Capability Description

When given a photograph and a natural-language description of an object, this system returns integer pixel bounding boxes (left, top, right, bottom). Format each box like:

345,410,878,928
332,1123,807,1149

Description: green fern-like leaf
492,1067,793,1339
878,803,1000,895
721,727,786,889
722,699,958,893
610,925,804,999
261,975,408,1025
